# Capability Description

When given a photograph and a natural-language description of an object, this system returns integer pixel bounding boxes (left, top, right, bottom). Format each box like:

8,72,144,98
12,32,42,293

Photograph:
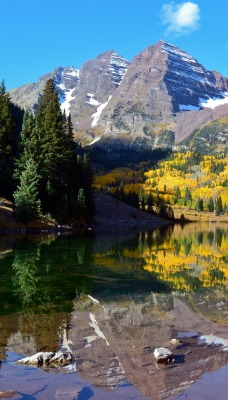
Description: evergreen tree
147,191,154,213
196,198,204,212
175,186,181,203
14,111,35,182
77,153,95,219
0,80,16,197
14,79,94,223
156,198,174,219
32,79,81,220
34,79,65,212
139,187,146,210
207,197,214,212
184,187,192,206
13,159,41,222
77,188,86,217
125,191,139,208
215,196,223,216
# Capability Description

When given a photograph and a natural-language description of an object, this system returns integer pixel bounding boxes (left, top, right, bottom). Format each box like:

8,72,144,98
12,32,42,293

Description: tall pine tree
14,111,35,182
27,79,76,219
14,79,94,222
14,159,41,223
215,196,223,216
0,80,17,197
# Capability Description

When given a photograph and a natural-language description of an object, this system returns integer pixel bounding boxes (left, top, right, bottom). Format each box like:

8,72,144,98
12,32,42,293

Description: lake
0,223,228,399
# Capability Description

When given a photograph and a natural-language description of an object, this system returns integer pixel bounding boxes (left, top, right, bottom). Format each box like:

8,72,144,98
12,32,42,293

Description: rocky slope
9,40,228,150
180,117,228,153
93,190,168,231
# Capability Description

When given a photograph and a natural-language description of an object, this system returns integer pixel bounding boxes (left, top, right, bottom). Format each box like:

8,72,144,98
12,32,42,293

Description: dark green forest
0,79,94,223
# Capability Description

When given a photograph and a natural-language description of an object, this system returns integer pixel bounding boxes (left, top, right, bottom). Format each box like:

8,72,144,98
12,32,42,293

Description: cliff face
68,50,130,130
99,43,174,142
9,41,228,149
162,42,228,111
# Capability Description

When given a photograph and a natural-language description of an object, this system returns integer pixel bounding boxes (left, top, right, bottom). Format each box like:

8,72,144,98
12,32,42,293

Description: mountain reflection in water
0,223,228,399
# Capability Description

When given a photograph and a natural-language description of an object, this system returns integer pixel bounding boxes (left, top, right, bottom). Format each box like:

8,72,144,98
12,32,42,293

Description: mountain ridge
9,40,228,151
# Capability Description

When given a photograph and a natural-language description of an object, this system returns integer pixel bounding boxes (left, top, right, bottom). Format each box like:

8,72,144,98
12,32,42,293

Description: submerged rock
0,391,17,399
154,347,173,364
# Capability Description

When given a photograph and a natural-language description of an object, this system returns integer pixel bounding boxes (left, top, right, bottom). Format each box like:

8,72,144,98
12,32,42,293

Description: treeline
0,79,94,223
0,80,23,197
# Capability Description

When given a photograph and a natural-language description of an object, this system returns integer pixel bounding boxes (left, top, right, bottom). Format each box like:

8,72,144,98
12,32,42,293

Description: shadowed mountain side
93,190,168,231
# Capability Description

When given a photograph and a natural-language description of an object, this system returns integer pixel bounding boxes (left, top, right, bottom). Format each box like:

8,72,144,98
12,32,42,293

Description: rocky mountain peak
9,41,228,150
159,41,228,112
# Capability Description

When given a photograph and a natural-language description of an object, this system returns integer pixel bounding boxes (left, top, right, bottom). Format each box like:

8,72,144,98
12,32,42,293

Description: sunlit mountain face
9,41,228,150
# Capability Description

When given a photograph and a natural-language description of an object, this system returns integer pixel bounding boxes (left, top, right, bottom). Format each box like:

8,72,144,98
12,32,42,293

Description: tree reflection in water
12,247,40,307
140,224,228,291
2,224,228,315
0,223,228,396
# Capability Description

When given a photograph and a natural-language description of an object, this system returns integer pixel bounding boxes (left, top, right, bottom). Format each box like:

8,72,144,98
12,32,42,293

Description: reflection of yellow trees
141,226,228,291
94,225,228,292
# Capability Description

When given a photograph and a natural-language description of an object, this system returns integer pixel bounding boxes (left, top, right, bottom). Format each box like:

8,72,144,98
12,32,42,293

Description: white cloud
161,2,200,35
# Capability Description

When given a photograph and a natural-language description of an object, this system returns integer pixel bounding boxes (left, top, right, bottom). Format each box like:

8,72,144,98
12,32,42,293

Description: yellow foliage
144,152,228,207
94,223,228,292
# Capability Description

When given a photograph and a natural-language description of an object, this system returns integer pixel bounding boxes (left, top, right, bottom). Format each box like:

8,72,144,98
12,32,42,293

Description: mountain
9,41,228,150
9,66,80,113
180,117,228,154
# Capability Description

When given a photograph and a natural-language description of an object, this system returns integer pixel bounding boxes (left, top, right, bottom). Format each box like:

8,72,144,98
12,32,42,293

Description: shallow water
0,223,228,399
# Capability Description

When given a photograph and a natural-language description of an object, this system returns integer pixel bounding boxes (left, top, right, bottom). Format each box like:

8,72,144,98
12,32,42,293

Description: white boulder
154,347,173,364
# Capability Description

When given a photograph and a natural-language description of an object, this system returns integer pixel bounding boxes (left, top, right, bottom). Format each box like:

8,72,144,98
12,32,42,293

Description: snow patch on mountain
54,67,79,87
161,41,215,88
64,67,79,78
161,41,197,64
107,52,129,86
91,96,112,127
200,92,228,109
55,66,79,112
86,93,100,106
60,88,75,115
88,136,102,146
179,92,228,111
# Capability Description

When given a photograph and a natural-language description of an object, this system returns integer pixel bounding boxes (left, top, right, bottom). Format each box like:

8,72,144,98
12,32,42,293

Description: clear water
0,223,228,399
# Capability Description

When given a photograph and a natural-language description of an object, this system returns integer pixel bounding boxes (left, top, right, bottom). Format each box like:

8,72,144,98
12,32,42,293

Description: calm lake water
0,223,228,399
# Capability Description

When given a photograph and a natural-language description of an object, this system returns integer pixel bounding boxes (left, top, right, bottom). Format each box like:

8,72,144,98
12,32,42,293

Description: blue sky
1,0,228,89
